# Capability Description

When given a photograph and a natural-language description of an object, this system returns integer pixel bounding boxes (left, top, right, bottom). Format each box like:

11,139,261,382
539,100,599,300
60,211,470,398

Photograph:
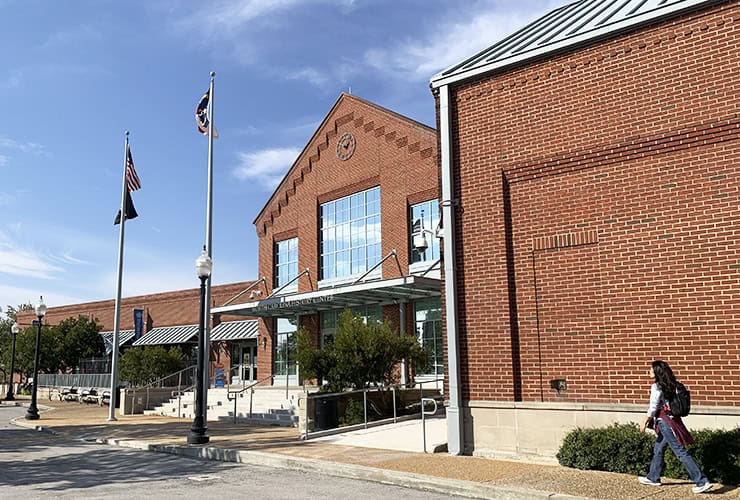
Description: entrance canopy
210,320,259,341
212,275,441,318
131,324,198,346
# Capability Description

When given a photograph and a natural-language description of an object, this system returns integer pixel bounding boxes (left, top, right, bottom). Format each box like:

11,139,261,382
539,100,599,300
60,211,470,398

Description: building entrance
231,343,257,384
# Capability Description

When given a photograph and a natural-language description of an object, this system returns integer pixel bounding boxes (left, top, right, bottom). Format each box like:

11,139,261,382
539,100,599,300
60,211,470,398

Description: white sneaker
638,477,661,486
692,482,713,494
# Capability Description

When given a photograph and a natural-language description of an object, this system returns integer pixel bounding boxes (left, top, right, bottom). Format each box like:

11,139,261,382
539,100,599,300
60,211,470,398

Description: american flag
126,148,141,192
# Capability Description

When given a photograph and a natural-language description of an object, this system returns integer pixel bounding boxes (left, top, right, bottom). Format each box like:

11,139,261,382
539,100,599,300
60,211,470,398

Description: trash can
314,397,338,430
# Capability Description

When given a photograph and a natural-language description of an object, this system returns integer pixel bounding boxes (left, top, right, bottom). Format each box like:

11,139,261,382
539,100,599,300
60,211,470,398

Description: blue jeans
647,418,708,486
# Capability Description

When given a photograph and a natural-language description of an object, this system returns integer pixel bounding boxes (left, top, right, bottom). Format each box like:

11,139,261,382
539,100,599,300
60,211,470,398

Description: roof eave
430,0,722,89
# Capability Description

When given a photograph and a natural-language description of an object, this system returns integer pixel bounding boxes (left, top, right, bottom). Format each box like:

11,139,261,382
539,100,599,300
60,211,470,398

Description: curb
10,416,587,500
99,437,586,499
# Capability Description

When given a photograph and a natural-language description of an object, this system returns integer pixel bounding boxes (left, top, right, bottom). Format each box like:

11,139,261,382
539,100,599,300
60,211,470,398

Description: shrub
665,427,740,485
557,423,653,474
558,423,740,485
340,399,365,426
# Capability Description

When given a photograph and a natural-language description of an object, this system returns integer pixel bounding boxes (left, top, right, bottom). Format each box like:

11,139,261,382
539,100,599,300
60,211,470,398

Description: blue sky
0,0,559,314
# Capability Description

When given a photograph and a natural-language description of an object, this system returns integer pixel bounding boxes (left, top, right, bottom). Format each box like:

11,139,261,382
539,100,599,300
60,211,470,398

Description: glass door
275,318,299,386
241,345,257,382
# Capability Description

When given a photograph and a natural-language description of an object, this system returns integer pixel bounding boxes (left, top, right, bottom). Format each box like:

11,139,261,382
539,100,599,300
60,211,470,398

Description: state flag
196,89,219,138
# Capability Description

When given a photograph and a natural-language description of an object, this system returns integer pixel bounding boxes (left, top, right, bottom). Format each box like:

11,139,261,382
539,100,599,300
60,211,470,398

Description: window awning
210,320,259,341
212,275,441,318
131,324,199,346
100,330,136,355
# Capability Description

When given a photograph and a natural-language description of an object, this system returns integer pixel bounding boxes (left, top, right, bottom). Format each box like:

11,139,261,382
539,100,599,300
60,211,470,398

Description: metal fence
79,357,112,374
37,373,124,388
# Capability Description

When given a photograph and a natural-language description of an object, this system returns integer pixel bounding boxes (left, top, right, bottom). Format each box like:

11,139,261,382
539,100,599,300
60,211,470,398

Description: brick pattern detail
442,2,739,406
532,230,599,251
255,94,436,235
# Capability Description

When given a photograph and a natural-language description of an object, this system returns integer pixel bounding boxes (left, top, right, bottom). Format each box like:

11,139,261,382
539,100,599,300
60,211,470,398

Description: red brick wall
444,2,739,405
17,281,257,331
16,282,261,383
254,94,439,383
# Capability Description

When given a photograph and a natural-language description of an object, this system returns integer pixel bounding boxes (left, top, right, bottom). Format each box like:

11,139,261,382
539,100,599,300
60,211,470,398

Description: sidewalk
6,401,737,499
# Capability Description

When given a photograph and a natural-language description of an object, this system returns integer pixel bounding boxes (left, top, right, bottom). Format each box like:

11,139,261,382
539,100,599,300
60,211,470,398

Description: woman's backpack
668,382,691,417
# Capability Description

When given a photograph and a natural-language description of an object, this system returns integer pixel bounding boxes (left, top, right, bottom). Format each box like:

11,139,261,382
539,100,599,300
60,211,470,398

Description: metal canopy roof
212,275,442,318
431,0,719,88
100,330,136,354
131,324,199,346
210,320,259,341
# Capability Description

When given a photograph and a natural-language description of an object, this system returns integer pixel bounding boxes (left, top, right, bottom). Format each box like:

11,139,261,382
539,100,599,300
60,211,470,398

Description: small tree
119,346,185,387
296,309,429,392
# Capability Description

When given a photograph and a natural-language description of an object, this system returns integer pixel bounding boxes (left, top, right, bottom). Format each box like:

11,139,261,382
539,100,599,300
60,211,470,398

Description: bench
80,387,111,406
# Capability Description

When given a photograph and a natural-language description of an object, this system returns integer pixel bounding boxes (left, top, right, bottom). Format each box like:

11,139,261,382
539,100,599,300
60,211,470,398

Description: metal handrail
226,374,274,423
139,364,197,389
304,378,445,439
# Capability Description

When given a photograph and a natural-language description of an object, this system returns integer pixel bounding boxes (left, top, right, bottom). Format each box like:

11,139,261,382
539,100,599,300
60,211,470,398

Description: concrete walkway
5,400,737,499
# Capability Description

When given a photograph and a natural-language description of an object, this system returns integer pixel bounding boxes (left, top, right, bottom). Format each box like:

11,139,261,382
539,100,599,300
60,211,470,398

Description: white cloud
0,284,85,316
0,135,48,156
287,67,331,89
0,248,63,280
233,147,301,189
0,154,8,167
363,1,562,79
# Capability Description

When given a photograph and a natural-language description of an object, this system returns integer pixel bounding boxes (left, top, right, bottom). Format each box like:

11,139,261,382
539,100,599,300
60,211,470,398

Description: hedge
557,423,740,485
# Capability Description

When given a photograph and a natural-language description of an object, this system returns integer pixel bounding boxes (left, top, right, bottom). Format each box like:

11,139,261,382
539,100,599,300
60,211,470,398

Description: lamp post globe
188,247,211,444
5,323,20,401
26,296,46,420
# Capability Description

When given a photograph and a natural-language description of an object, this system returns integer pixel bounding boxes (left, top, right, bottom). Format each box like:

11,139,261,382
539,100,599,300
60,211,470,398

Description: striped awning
131,324,199,346
210,320,259,342
100,330,136,354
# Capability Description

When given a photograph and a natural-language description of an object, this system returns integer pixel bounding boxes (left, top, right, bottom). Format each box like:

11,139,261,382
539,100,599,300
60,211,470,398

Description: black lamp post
5,322,20,401
26,296,46,420
188,247,211,444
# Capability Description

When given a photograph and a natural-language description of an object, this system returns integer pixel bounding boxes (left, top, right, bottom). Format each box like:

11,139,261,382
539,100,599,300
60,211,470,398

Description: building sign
251,295,335,313
133,308,144,339
214,368,225,388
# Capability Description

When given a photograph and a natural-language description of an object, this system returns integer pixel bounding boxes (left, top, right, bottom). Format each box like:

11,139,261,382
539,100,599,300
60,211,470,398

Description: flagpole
108,131,129,421
203,71,215,422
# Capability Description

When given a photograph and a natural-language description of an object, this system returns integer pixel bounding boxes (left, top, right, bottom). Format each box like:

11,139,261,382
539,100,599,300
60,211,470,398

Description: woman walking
638,360,713,494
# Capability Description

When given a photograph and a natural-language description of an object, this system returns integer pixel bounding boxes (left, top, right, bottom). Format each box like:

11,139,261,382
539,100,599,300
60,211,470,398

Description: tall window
274,237,298,292
320,187,381,282
415,298,443,378
274,317,297,377
320,305,382,347
410,200,440,264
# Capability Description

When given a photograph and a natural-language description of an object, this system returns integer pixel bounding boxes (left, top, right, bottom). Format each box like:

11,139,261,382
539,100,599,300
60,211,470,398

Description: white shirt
647,383,664,417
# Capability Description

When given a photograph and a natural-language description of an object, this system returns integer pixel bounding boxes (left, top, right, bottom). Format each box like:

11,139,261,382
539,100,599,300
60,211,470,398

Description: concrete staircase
144,386,307,426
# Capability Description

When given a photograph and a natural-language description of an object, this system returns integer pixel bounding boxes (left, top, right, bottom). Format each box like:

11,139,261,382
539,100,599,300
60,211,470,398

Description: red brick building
17,282,261,384
431,0,739,458
214,93,444,389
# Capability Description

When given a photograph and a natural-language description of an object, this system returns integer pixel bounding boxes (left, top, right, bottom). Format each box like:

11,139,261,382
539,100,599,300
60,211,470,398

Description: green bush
557,423,653,475
340,399,365,426
558,423,740,485
665,427,740,485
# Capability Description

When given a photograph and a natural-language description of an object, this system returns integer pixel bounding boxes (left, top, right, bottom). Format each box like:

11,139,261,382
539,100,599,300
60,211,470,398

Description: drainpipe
439,84,463,455
399,300,407,385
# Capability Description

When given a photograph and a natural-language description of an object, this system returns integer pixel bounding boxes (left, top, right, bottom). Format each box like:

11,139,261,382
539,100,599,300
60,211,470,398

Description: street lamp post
5,322,20,401
26,296,46,420
188,247,211,444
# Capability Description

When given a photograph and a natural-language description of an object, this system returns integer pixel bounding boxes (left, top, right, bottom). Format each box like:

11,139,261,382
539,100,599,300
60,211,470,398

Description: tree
1,313,105,378
119,346,185,387
0,303,34,380
54,316,105,372
296,309,430,393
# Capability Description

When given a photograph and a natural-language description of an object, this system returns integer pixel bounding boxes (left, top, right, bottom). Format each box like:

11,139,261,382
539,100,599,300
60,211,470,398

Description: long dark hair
652,360,677,400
